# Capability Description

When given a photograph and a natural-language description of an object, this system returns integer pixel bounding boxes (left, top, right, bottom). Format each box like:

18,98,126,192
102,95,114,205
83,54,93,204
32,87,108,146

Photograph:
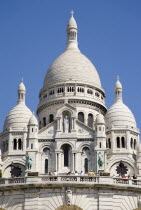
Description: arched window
134,139,136,150
62,144,71,167
43,148,50,155
13,139,17,150
45,159,48,174
88,113,93,128
121,137,125,148
82,147,90,173
106,140,108,148
99,127,101,131
49,114,54,123
6,140,8,151
31,143,33,149
108,138,111,149
99,142,101,148
43,117,46,127
95,92,100,97
130,138,133,148
3,142,5,152
18,139,22,150
78,112,84,123
84,158,88,173
117,137,120,148
87,89,93,95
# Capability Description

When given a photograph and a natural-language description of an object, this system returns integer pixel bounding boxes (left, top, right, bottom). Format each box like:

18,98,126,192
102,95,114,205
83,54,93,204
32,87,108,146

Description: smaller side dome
96,113,105,124
105,77,137,129
29,113,38,126
3,80,32,131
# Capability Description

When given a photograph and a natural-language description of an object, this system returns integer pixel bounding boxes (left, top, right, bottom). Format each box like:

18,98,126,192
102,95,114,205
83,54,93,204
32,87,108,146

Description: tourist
88,170,94,176
54,170,58,176
80,171,84,176
75,171,78,175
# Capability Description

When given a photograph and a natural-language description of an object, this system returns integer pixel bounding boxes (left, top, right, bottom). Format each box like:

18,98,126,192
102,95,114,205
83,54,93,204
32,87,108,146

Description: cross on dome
70,10,74,17
117,75,119,81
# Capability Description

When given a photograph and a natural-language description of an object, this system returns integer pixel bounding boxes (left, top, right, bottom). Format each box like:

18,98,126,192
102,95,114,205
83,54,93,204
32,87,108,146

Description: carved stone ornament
66,188,72,206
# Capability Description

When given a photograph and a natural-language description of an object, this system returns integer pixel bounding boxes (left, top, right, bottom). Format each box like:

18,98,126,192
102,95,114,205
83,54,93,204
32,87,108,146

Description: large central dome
43,49,102,89
43,14,102,90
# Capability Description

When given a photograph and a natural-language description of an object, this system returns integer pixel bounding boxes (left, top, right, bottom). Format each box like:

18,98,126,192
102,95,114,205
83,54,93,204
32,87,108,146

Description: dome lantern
66,11,79,51
114,76,122,102
18,79,26,104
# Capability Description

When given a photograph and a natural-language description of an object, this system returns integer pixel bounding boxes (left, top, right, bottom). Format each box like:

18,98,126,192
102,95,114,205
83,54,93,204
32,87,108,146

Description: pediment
38,121,57,138
56,103,76,117
76,120,95,137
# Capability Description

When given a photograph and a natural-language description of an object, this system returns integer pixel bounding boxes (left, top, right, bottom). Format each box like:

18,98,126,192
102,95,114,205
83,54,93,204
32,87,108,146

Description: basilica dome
4,103,32,131
105,101,136,128
43,14,102,90
43,49,102,89
4,81,32,131
105,77,136,128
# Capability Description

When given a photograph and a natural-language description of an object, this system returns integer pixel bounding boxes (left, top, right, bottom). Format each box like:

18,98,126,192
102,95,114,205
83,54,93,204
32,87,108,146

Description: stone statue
66,188,72,205
64,115,69,133
98,152,103,168
26,154,32,170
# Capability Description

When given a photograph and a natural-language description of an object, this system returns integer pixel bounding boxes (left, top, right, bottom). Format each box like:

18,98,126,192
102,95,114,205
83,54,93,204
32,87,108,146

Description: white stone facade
0,13,141,210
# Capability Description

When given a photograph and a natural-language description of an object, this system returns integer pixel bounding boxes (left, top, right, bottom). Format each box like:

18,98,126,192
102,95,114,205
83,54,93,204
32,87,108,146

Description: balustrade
0,176,141,187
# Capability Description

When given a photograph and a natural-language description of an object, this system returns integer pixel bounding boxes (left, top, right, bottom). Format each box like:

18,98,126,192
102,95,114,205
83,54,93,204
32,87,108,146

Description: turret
27,112,38,150
95,113,106,149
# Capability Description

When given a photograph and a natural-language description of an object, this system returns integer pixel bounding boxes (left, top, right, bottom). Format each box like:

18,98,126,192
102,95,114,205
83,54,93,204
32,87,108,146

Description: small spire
18,80,26,104
66,11,79,51
70,10,74,17
114,76,122,102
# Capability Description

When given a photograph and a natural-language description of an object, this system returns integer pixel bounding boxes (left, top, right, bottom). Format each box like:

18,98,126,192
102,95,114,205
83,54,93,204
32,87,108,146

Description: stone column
126,130,130,151
8,132,12,154
111,130,115,152
55,153,58,171
23,131,27,152
84,85,87,96
72,153,76,172
64,84,67,96
57,117,61,131
74,84,77,96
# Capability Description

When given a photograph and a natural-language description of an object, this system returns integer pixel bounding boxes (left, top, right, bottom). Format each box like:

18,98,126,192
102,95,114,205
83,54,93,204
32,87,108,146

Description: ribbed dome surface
43,49,102,89
4,103,32,131
105,101,136,128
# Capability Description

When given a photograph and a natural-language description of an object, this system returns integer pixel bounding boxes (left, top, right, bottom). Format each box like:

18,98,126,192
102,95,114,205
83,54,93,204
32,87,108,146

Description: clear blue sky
0,0,141,131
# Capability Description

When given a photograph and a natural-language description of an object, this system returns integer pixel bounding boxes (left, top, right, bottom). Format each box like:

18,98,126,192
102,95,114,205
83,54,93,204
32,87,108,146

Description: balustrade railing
42,176,58,182
8,178,25,184
0,176,141,187
113,178,129,184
